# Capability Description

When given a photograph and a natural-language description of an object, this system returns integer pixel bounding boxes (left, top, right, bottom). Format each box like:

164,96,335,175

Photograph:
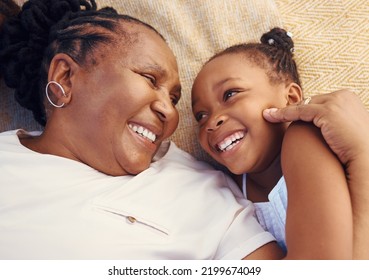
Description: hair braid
208,27,301,88
0,0,98,125
260,27,300,85
0,0,20,21
1,0,162,126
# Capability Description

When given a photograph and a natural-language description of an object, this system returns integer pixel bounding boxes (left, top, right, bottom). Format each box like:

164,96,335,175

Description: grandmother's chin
126,162,151,176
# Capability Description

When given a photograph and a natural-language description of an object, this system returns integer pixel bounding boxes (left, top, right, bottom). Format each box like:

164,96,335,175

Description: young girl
191,27,352,256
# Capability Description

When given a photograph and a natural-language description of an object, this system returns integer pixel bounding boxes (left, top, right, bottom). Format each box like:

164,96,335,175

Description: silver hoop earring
45,81,66,108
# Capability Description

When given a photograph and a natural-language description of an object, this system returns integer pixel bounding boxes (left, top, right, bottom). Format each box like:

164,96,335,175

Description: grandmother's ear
285,82,303,105
48,53,78,105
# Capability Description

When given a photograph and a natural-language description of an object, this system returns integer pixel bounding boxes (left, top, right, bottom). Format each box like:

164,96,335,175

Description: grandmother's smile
128,123,157,143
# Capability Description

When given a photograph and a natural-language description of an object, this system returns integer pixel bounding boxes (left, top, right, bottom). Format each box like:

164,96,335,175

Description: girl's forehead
202,53,254,75
208,52,248,67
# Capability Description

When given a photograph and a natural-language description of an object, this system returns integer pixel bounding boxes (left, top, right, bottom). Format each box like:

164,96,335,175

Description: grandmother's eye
171,95,180,106
143,74,156,86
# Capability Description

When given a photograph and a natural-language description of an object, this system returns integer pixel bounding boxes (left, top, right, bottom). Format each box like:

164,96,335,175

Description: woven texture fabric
277,0,369,109
1,0,368,164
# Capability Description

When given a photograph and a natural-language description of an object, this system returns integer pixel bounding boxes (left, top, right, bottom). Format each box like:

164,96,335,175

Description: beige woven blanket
277,0,368,107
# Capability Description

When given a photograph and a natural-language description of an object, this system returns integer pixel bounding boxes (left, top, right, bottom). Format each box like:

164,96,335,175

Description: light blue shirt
242,174,287,252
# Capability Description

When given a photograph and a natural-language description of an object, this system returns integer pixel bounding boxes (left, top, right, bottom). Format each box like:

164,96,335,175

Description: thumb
263,105,318,123
263,108,288,123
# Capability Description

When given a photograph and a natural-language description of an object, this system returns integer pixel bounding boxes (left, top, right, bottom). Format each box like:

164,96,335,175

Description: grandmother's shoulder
152,141,243,198
154,141,216,170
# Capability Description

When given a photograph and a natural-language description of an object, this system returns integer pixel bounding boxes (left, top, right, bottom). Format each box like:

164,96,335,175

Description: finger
263,103,320,123
263,108,287,123
263,93,329,123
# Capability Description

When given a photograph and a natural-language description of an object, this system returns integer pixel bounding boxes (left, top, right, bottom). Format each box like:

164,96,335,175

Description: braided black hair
0,0,20,19
0,0,163,126
0,0,20,78
209,27,301,88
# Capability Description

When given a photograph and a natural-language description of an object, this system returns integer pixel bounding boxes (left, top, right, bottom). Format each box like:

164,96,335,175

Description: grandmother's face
71,24,181,176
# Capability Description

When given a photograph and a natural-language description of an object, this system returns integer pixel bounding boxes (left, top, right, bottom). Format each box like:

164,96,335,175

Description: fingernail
264,108,278,114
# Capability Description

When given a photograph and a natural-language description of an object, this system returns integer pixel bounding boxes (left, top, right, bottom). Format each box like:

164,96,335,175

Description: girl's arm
281,121,353,259
264,90,369,259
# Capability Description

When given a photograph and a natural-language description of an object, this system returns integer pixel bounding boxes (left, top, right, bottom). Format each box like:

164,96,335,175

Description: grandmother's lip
216,130,245,152
128,123,157,143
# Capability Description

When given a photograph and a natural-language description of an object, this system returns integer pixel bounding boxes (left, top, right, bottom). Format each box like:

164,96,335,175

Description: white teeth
219,139,232,150
217,131,245,152
129,124,157,142
142,129,148,138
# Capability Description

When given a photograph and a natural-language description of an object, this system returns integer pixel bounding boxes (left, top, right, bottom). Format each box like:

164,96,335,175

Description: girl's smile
192,53,290,175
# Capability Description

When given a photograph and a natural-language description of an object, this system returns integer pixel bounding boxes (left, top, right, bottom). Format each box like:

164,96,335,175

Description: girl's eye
223,90,238,101
195,112,207,122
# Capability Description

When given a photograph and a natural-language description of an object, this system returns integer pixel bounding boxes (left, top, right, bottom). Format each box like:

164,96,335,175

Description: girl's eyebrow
213,77,242,90
192,77,243,107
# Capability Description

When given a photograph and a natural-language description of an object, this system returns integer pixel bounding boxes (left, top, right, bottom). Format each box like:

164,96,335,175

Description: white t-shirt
0,130,274,259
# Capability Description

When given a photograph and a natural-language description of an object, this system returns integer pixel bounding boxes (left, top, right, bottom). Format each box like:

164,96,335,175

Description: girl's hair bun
261,27,294,54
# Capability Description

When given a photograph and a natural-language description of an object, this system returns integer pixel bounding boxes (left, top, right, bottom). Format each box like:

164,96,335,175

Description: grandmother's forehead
117,20,162,39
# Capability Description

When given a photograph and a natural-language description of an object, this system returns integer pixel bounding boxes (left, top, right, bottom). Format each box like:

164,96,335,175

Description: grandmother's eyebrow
140,62,166,77
141,62,182,94
119,59,165,77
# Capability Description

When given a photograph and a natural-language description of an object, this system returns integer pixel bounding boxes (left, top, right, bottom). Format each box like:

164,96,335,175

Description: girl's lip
216,136,244,156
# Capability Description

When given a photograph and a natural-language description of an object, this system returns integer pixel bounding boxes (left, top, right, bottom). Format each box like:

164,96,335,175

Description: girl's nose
206,117,225,132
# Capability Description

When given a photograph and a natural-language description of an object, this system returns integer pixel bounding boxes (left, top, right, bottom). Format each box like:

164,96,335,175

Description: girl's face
66,24,181,176
191,53,291,175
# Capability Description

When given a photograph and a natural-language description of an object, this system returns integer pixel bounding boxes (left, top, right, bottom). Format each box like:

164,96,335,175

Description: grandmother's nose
152,94,177,122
